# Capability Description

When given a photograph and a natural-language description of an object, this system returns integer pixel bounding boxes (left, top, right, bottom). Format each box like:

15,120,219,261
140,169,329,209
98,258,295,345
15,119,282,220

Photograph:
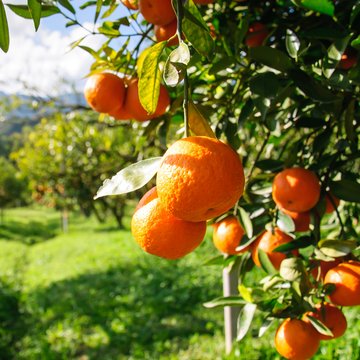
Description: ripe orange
138,0,176,26
108,98,133,120
131,187,206,259
84,73,126,113
304,303,347,340
275,318,320,360
324,260,360,306
339,50,357,70
272,168,321,213
123,79,170,121
281,208,310,232
311,258,342,281
154,20,178,46
245,22,269,48
135,186,158,212
212,215,249,255
156,136,245,222
251,228,296,270
324,192,340,214
121,0,138,10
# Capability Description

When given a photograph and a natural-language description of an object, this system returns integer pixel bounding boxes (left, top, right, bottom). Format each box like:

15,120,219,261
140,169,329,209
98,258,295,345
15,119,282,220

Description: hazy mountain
0,91,86,135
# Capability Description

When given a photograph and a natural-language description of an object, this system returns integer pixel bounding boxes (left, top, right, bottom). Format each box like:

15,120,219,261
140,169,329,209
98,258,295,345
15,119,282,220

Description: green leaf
351,35,360,50
203,296,246,309
239,207,253,238
202,255,225,266
94,0,102,22
273,236,312,252
258,249,277,275
258,317,274,337
139,41,167,114
164,42,190,87
237,303,257,341
322,36,351,78
279,257,305,282
58,0,75,14
28,0,42,30
301,0,334,16
188,101,217,138
6,4,59,18
255,159,284,172
94,157,163,199
0,1,9,52
249,47,294,73
183,0,213,57
277,211,295,234
295,117,326,128
318,239,357,258
350,3,360,26
330,179,360,203
286,29,300,59
306,315,334,337
238,284,253,303
290,70,337,102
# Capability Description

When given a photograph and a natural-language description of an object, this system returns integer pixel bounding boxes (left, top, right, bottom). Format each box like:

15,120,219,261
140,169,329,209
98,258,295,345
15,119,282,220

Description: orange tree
2,0,360,358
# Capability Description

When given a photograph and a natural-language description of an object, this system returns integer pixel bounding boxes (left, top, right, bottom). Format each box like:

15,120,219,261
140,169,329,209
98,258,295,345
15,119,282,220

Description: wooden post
61,209,69,233
223,260,241,354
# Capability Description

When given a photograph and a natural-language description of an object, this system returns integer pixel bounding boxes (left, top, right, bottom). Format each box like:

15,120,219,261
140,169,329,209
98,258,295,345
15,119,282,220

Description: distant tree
12,110,162,228
0,157,28,224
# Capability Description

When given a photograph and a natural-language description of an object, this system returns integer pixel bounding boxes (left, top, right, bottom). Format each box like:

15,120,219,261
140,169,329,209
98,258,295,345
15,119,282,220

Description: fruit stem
176,0,190,137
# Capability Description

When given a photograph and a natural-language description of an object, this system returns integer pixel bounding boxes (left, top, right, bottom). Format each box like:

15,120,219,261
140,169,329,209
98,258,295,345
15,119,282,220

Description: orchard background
0,0,359,359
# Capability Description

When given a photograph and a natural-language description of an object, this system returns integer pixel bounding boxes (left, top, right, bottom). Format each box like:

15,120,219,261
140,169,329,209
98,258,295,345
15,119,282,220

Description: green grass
0,207,359,360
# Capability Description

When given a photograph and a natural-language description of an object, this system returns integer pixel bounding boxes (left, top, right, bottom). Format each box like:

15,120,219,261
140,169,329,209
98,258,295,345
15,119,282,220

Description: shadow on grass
21,259,222,359
0,218,60,245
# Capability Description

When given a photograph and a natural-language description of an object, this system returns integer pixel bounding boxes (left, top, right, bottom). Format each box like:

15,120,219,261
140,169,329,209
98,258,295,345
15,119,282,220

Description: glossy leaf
306,315,333,337
94,157,163,199
255,159,284,172
286,29,300,59
164,42,190,87
330,179,360,203
290,70,337,102
301,0,334,16
318,239,357,257
58,0,75,14
188,102,216,138
139,42,167,114
237,303,257,341
258,317,274,337
239,207,253,238
28,0,42,30
322,36,351,78
279,258,305,282
277,211,295,234
203,296,246,309
249,47,294,73
6,4,59,18
0,0,9,52
183,0,213,57
258,249,277,275
238,284,253,303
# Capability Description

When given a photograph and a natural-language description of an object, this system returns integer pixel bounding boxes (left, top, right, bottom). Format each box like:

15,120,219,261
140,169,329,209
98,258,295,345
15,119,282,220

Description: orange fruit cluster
84,73,170,122
131,136,245,259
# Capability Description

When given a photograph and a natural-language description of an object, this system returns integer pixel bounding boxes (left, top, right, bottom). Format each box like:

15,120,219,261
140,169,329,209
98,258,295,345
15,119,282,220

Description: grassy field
0,207,359,360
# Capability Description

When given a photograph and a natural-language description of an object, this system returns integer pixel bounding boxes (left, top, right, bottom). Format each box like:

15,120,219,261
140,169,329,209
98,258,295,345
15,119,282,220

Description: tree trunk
223,259,241,354
61,209,69,233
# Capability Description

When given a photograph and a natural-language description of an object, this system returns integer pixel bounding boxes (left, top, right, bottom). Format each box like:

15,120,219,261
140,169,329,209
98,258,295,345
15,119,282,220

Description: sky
0,1,129,96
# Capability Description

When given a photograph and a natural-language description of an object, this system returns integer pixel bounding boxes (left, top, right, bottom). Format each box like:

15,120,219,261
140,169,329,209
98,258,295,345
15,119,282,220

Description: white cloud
0,11,104,96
